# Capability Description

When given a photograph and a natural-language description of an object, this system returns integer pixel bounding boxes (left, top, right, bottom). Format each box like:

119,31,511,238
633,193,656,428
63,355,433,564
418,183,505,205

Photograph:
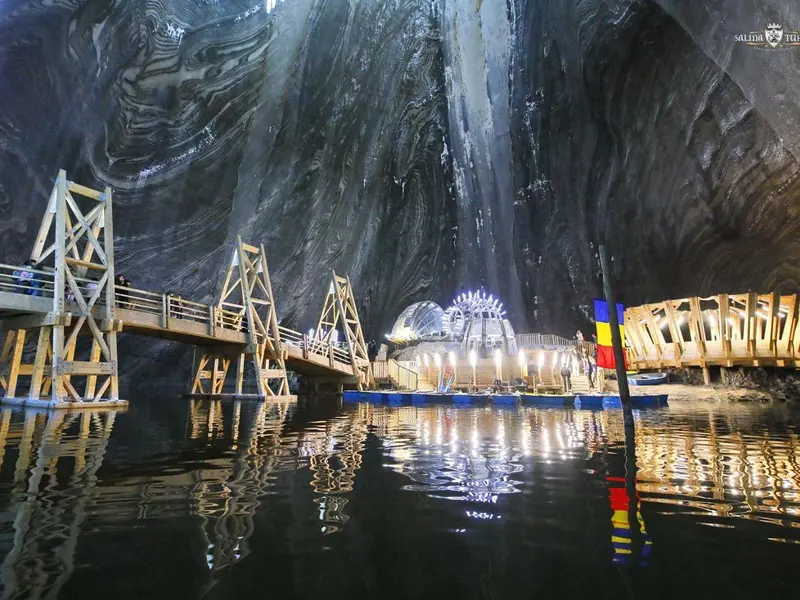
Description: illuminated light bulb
493,348,503,368
423,353,430,367
727,318,735,327
469,349,477,367
433,353,442,368
308,328,314,338
708,314,716,327
449,351,456,366
552,352,559,367
518,350,526,366
677,315,684,325
538,351,545,367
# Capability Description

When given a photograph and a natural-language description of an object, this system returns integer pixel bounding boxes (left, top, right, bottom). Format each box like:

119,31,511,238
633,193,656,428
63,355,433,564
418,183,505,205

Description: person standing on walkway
586,357,596,390
561,363,572,393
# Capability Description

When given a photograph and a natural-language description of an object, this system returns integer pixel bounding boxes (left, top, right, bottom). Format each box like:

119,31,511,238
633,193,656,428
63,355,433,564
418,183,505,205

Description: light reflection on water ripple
0,400,799,598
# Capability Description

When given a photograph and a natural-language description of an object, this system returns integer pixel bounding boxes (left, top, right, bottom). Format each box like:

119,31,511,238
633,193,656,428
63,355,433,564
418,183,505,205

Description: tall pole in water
598,245,631,408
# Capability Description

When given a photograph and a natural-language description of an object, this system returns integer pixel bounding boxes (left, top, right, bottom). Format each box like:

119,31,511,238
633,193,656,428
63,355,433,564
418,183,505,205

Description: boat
628,373,668,386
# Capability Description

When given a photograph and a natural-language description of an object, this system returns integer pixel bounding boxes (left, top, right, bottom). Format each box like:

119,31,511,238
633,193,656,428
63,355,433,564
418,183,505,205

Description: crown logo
767,23,782,29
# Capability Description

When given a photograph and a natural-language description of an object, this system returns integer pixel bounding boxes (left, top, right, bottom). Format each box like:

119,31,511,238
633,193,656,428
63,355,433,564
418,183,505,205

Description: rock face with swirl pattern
2,0,800,384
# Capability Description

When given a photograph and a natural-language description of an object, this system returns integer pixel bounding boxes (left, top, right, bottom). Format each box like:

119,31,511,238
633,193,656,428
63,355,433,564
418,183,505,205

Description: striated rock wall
2,0,800,382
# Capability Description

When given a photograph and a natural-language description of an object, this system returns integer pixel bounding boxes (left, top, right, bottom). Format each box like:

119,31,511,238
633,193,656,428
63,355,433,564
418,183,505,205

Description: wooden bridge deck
0,263,357,379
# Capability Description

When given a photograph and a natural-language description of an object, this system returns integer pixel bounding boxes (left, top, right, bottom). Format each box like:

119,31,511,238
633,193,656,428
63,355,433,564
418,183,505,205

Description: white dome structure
388,301,446,342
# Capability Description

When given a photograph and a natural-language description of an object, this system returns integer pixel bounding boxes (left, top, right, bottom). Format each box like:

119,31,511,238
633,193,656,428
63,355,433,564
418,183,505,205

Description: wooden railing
0,263,56,299
372,359,419,391
624,292,800,369
516,332,595,355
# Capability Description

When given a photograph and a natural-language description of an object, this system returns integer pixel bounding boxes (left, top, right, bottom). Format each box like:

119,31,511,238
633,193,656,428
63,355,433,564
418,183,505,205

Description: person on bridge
13,260,41,296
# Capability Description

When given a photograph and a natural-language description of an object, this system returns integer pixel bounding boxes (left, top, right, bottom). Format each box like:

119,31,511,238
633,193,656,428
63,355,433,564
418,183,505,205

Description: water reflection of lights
360,403,800,540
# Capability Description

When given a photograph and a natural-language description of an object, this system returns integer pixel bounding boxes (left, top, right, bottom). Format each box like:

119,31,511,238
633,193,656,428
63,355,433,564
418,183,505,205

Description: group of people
559,331,598,393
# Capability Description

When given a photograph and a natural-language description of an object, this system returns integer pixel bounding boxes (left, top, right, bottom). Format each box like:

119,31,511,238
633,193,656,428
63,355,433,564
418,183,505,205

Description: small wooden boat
628,373,667,386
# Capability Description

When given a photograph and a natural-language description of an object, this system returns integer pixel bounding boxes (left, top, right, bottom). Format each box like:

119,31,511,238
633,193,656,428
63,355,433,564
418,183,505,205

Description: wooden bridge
0,170,374,408
624,292,800,380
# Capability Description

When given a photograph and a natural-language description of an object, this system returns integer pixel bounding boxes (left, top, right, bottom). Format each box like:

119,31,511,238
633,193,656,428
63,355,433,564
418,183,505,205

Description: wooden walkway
0,170,373,408
624,292,800,377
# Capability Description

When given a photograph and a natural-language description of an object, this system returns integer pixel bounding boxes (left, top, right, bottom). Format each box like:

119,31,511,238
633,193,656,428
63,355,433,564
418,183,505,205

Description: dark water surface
0,398,799,599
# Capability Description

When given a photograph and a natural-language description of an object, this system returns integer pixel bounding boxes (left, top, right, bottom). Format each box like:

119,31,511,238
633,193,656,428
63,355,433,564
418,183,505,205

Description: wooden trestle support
0,170,124,408
314,272,374,391
191,237,296,401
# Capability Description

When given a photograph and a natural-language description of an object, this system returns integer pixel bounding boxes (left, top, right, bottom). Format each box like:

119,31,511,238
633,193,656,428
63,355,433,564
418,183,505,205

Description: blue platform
520,394,575,407
575,394,669,409
343,391,669,409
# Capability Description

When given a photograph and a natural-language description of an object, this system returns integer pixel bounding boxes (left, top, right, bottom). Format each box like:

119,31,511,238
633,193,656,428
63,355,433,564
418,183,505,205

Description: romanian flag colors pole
598,244,631,406
594,299,625,370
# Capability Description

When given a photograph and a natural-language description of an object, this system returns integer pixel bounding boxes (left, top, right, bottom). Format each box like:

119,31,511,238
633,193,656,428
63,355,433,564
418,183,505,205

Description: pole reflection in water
0,408,118,599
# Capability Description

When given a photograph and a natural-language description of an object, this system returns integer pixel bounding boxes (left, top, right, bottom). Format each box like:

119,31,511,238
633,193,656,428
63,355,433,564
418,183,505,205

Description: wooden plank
84,339,102,398
68,181,103,200
768,292,780,357
5,330,25,397
64,257,105,270
101,186,119,401
58,361,113,375
1,312,70,332
241,242,259,254
787,294,799,357
663,301,684,366
31,185,57,262
235,353,245,396
745,292,757,358
690,297,707,359
28,327,50,399
719,294,732,358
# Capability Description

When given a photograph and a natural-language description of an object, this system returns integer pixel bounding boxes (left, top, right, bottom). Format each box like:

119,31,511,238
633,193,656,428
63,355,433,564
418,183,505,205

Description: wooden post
787,294,799,357
28,327,51,400
5,330,26,398
50,172,68,401
690,297,707,358
161,294,168,327
745,292,757,358
719,294,732,360
768,292,780,357
598,245,631,409
235,353,245,396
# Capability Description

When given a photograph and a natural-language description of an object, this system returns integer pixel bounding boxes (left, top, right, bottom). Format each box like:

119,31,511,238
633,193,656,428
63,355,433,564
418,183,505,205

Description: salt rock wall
2,0,800,372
